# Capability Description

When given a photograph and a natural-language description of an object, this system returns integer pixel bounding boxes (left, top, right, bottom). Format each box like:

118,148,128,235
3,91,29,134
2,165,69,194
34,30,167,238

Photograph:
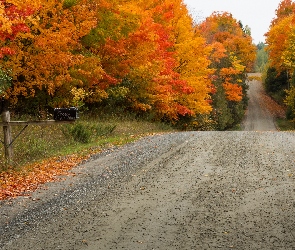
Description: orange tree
0,0,104,115
0,0,39,109
0,0,256,129
197,12,256,129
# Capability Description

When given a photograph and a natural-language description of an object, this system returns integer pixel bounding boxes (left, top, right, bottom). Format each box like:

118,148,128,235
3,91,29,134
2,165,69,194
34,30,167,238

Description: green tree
255,42,268,72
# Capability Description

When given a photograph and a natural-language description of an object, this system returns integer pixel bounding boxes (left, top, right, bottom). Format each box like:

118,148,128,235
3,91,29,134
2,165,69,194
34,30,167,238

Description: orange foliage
1,0,100,105
222,83,243,101
0,153,90,200
0,0,256,121
271,0,295,26
266,15,295,71
265,0,295,117
198,11,255,102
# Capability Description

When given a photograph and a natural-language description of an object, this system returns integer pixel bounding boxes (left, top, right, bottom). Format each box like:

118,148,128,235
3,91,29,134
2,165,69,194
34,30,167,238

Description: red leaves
0,1,35,41
4,4,34,19
0,46,15,58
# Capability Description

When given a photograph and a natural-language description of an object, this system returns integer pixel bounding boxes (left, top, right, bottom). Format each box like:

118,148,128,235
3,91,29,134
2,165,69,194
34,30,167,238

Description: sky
182,0,282,44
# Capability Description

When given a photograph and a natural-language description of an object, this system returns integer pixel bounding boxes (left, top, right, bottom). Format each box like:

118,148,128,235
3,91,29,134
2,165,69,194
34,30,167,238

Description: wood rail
0,120,75,126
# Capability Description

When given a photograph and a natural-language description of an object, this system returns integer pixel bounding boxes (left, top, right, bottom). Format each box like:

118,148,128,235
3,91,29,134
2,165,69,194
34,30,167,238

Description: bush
265,67,288,94
63,122,116,144
68,123,91,143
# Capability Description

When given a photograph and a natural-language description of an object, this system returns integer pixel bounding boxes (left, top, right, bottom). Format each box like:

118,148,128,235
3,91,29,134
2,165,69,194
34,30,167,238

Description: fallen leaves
260,92,286,119
0,151,96,200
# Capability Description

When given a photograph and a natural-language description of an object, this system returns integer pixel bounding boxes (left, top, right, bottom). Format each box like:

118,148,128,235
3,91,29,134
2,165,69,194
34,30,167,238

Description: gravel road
242,76,277,131
0,77,295,249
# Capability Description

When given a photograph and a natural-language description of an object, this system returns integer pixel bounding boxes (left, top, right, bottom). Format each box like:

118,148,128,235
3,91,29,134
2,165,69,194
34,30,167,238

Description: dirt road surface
1,77,295,249
242,76,277,131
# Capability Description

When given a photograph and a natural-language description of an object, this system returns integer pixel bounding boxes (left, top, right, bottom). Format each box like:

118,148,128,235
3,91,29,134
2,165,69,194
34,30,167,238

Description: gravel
0,78,295,249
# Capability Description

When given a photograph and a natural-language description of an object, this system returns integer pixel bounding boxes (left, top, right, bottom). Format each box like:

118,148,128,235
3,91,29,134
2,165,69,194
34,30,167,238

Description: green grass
0,113,176,170
276,118,295,131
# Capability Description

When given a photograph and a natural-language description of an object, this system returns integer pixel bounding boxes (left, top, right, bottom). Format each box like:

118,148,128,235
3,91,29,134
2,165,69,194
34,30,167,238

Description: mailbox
54,107,79,121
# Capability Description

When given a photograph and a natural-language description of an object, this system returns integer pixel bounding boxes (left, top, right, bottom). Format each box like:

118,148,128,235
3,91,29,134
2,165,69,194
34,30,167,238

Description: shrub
63,122,116,144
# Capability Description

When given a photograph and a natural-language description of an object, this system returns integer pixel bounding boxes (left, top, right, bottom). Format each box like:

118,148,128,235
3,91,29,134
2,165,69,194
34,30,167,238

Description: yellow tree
168,0,213,117
266,15,294,72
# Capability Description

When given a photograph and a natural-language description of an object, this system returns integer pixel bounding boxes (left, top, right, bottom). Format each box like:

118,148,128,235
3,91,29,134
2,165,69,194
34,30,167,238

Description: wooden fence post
2,110,13,161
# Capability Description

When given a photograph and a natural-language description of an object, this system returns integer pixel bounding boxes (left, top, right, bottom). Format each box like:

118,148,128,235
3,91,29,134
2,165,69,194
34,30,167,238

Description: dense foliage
265,0,295,120
0,0,256,130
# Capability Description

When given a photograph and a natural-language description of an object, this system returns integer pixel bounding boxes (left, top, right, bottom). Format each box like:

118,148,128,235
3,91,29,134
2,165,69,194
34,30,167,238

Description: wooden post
2,110,13,161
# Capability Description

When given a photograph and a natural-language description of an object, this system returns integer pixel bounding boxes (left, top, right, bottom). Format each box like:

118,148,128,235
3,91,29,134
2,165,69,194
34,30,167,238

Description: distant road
242,73,277,131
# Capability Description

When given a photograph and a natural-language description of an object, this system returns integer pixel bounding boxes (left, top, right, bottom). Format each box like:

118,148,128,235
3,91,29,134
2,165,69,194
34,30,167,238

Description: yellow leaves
70,87,87,106
284,86,295,112
6,0,41,9
173,25,213,116
118,2,143,17
265,5,295,119
266,15,294,70
281,26,295,69
229,53,245,72
219,55,244,92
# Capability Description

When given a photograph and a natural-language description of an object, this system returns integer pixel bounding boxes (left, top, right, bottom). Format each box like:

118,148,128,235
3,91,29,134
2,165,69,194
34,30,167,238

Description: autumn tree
0,0,105,115
198,12,256,129
0,0,40,108
265,0,295,118
81,0,213,122
0,0,256,129
271,0,295,26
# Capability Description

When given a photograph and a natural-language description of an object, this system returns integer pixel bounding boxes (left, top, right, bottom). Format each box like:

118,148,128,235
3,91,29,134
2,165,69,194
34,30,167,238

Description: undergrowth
276,118,295,131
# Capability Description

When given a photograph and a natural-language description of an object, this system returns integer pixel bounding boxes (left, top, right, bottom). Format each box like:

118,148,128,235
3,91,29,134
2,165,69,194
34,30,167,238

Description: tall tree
198,12,256,129
265,0,295,119
0,0,103,108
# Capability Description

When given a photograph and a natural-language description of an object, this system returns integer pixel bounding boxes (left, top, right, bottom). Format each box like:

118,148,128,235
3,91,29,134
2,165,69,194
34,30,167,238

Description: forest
0,0,257,130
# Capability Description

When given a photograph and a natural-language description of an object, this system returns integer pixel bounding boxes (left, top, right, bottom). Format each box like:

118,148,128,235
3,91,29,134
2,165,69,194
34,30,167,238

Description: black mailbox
54,107,79,121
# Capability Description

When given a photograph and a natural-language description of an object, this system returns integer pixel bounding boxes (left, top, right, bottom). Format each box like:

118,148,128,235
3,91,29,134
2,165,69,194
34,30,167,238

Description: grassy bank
0,113,176,171
276,118,295,131
0,112,177,199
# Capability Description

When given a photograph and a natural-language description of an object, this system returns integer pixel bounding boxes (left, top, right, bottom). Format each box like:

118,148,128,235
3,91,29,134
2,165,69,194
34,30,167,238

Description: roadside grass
227,123,243,131
0,113,176,171
0,112,178,199
276,118,295,131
